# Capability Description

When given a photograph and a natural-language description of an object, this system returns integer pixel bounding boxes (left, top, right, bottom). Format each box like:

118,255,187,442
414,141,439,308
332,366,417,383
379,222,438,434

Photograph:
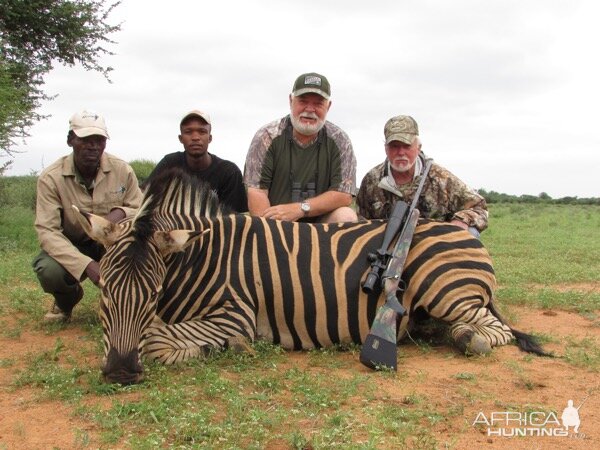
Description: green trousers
32,242,104,313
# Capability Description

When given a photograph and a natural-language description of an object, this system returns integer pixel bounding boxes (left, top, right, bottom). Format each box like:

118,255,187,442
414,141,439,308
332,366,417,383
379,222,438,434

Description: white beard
390,158,416,173
290,112,325,136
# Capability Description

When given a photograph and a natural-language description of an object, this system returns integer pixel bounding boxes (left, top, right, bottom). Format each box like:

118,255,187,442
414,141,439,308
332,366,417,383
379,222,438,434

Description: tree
0,0,121,163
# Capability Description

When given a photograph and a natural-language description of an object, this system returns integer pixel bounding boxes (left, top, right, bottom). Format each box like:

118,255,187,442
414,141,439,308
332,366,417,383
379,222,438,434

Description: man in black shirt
144,110,247,213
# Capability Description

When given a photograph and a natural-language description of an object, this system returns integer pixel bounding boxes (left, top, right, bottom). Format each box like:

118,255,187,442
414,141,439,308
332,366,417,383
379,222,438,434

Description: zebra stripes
74,168,546,384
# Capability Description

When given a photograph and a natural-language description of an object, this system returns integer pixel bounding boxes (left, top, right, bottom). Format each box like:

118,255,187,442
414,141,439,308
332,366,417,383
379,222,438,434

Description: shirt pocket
99,186,127,209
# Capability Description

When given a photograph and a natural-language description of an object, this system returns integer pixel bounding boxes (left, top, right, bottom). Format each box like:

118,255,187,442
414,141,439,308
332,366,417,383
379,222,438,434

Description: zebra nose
102,348,144,384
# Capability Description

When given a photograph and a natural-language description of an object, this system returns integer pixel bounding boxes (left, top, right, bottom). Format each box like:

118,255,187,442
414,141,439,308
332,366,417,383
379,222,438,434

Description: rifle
360,159,433,371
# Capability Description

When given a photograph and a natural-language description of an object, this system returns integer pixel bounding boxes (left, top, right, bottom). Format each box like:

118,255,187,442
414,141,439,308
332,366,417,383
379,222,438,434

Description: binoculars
291,182,316,203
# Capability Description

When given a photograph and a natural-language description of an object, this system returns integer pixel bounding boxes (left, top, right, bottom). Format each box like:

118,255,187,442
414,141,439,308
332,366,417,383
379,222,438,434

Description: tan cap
384,115,419,145
180,110,211,126
69,110,109,138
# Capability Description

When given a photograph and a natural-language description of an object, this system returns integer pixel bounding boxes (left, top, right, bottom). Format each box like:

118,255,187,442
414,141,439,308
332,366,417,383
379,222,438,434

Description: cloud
5,0,599,198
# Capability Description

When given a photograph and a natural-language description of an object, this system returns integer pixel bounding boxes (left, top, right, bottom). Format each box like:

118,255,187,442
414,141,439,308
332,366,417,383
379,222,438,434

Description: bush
0,175,37,209
0,205,38,253
129,159,156,185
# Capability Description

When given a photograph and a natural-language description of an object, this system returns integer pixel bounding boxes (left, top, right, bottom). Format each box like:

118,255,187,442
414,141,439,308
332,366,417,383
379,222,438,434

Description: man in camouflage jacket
356,115,488,234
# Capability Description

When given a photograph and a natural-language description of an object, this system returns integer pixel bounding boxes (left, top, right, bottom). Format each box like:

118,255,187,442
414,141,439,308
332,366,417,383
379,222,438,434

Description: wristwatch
300,200,311,216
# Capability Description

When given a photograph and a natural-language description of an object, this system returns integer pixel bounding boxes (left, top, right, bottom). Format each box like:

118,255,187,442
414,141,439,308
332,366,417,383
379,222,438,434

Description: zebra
73,168,547,384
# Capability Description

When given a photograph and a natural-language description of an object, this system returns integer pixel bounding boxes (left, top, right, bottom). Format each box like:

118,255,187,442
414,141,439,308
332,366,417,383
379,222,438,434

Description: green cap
384,115,419,145
292,72,331,99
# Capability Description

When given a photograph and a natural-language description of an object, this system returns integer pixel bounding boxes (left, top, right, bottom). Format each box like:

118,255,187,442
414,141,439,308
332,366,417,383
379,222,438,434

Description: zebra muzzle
102,348,144,384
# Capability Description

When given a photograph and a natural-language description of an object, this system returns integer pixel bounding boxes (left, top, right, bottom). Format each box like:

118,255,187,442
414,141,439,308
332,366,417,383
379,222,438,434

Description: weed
454,372,476,381
563,336,600,371
0,358,15,368
504,360,538,390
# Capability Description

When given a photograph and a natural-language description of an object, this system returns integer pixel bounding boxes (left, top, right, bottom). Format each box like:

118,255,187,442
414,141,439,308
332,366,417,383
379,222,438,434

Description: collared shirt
379,158,423,197
356,152,489,231
35,152,143,280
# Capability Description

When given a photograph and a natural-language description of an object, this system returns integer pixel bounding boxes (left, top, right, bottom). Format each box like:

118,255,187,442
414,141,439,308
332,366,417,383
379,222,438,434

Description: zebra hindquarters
402,222,514,355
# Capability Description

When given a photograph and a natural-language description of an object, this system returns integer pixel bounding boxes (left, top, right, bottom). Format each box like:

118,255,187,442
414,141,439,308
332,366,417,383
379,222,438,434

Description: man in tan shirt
33,110,143,322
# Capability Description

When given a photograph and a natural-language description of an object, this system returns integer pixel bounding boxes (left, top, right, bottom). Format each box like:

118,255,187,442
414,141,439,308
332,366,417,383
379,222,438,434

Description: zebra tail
488,301,554,357
510,328,554,357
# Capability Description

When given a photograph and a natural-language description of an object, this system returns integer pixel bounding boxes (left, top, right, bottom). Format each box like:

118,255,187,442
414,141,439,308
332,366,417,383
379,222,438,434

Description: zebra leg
141,312,257,364
449,307,513,355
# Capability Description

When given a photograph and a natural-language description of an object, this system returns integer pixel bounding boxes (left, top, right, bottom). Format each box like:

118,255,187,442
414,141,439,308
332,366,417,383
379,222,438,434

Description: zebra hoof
455,331,492,356
464,334,492,356
226,336,256,355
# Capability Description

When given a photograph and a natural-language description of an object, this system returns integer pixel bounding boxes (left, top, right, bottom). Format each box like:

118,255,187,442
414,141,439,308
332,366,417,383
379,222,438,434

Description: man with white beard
356,115,488,236
244,72,357,223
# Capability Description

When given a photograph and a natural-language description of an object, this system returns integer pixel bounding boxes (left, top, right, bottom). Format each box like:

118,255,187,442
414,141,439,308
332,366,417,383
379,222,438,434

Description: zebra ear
72,205,122,247
153,229,210,256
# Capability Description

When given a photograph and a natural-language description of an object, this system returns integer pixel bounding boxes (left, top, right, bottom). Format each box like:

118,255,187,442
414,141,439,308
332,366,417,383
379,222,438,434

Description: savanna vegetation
0,0,120,165
0,175,599,449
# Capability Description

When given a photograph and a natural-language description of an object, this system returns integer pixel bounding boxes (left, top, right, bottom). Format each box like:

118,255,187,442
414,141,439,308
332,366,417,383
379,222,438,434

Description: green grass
562,336,600,371
1,195,599,448
484,204,600,312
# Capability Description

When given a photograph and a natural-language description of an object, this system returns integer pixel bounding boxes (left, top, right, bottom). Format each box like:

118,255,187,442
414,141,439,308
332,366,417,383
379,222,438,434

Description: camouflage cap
384,115,419,145
292,72,331,100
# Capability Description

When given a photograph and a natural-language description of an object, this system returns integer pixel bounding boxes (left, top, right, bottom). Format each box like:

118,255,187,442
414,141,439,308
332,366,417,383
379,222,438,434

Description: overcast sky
6,0,599,198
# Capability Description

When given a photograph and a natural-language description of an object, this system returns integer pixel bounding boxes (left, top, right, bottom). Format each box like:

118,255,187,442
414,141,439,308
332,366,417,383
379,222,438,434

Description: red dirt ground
1,301,599,449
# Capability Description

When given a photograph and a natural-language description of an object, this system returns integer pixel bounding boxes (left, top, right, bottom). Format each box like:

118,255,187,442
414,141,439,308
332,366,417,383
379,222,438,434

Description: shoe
43,285,83,323
43,303,71,323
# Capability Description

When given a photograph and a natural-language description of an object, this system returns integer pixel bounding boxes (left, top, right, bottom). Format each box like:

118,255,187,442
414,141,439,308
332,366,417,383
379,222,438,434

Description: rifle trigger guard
397,280,407,292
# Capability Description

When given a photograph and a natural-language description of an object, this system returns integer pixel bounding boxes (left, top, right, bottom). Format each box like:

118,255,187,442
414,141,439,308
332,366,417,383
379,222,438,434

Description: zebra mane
132,167,228,241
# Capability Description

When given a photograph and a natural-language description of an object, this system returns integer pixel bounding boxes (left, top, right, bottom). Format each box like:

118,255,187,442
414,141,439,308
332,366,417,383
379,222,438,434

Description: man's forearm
247,188,271,216
302,190,352,217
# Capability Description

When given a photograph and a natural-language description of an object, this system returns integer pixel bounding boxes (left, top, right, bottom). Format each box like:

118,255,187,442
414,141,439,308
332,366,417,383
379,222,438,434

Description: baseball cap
180,110,211,126
69,110,109,138
292,72,331,100
384,115,419,145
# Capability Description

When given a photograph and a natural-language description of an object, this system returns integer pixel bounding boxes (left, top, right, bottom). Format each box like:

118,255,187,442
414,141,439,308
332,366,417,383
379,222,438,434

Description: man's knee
322,207,358,223
32,252,77,294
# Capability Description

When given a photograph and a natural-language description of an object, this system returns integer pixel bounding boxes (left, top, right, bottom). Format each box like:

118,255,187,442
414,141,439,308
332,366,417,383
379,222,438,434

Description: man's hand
450,219,469,230
105,208,126,223
262,203,304,221
85,261,101,285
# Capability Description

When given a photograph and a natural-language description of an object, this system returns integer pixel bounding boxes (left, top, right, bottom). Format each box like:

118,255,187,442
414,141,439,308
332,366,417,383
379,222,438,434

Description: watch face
301,202,310,212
